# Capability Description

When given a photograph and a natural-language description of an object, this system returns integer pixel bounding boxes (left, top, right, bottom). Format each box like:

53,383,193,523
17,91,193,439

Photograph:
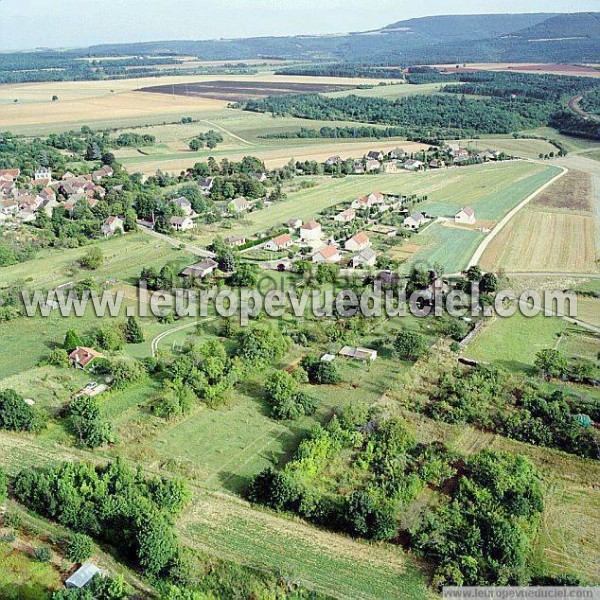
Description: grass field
0,543,62,600
465,313,569,372
449,137,560,160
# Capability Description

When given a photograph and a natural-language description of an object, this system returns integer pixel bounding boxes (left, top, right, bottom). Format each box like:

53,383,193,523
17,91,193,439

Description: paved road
505,271,600,279
138,223,216,258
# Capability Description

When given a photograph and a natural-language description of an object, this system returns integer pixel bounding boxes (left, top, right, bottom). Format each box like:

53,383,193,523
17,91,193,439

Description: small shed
65,563,103,589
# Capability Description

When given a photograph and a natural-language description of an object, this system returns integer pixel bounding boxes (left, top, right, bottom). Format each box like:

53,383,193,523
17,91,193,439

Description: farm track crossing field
137,79,359,102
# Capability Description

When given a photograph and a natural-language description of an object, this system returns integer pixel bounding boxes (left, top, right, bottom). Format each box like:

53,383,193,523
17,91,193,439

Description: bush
35,545,53,562
300,355,341,384
394,329,428,361
0,467,7,505
69,396,115,448
0,389,45,432
66,533,94,563
79,246,104,270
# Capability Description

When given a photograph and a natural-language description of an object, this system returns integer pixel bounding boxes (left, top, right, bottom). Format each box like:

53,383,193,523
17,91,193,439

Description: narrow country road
199,119,256,146
567,93,600,122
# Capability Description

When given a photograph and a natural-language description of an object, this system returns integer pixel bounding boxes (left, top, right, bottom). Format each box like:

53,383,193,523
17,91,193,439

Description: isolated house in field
403,159,424,171
171,196,193,216
312,245,341,264
69,347,105,370
344,231,370,252
228,197,251,214
181,258,218,279
334,208,356,223
224,234,246,247
403,212,428,230
264,233,293,252
65,563,103,589
102,216,123,237
455,206,476,225
300,220,322,241
169,216,194,231
352,247,377,268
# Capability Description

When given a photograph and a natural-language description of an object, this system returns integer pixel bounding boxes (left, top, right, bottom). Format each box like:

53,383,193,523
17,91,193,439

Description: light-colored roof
356,247,377,261
66,563,103,589
459,206,475,217
181,259,218,277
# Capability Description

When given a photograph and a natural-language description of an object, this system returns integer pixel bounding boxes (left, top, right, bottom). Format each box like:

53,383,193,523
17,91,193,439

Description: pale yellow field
481,206,598,273
0,73,397,133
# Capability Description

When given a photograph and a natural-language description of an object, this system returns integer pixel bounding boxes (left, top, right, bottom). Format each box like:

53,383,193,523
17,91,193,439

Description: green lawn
465,313,569,372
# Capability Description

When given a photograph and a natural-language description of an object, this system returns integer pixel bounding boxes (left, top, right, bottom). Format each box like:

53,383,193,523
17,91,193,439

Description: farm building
181,258,218,279
334,208,356,223
344,232,370,252
455,207,476,225
339,346,378,362
312,245,341,264
69,347,105,370
264,233,293,252
169,216,194,231
65,563,103,589
300,220,322,241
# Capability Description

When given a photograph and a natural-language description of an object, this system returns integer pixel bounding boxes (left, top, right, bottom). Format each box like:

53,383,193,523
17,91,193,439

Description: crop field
0,73,395,136
450,137,560,160
480,168,598,274
138,79,359,101
481,207,597,273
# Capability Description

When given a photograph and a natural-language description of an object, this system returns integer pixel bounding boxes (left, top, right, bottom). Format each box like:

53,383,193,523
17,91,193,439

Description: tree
95,324,124,351
108,358,146,389
66,533,94,563
124,316,144,344
344,490,397,541
217,248,236,273
64,329,83,352
534,349,568,380
480,272,498,293
69,396,115,448
80,246,104,270
229,263,257,287
51,95,59,101
301,355,341,384
394,329,428,361
465,265,482,282
263,370,316,419
135,512,179,576
47,348,70,367
0,389,45,432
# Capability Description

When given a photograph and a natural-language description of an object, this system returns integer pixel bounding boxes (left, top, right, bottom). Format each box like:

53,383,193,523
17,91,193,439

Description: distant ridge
62,12,600,65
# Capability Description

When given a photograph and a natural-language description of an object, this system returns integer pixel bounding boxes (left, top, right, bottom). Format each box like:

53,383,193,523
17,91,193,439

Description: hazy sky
0,0,596,51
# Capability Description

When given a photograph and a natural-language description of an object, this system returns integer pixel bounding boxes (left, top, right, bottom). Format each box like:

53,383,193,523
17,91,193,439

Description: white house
285,218,303,230
101,216,123,237
312,245,341,264
170,216,194,231
228,197,251,214
352,247,377,268
403,212,428,230
334,208,356,223
366,150,384,161
300,220,322,241
403,159,424,171
181,258,218,279
264,233,293,252
34,166,52,182
455,206,476,225
344,231,370,252
171,196,194,216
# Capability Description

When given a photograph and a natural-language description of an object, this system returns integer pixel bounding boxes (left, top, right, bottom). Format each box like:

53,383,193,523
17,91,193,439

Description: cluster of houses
0,165,119,232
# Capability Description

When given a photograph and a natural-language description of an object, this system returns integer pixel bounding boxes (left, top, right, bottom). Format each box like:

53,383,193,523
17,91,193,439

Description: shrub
66,533,94,563
35,545,53,562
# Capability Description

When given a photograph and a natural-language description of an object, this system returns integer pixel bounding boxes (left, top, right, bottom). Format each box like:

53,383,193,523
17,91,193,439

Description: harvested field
532,170,594,212
481,207,597,273
137,79,357,102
